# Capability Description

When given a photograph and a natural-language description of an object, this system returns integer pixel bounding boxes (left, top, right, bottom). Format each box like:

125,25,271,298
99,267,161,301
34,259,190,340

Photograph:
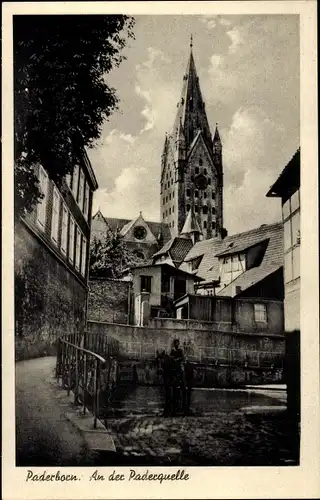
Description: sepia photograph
2,3,318,498
13,12,302,468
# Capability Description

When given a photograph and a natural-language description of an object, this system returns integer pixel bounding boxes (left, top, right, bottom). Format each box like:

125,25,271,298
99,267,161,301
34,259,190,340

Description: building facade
267,149,300,331
15,150,98,359
160,40,224,239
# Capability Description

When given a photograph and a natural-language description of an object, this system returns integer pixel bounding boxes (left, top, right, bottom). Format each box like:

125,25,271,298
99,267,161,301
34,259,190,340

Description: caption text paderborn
26,469,190,484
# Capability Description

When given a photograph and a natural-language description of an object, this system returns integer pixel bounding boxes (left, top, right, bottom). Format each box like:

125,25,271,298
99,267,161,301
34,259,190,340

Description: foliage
14,14,135,218
89,228,144,278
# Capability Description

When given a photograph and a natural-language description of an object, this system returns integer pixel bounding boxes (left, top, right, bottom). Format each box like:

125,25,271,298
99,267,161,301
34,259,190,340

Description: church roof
91,212,171,244
181,206,202,235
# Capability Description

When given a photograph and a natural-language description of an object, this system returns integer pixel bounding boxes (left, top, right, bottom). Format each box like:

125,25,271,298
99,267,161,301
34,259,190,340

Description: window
203,206,208,215
78,169,85,208
212,191,215,199
75,227,81,271
165,210,167,216
61,204,68,255
163,213,165,219
186,188,191,197
68,217,75,263
83,182,90,221
203,221,207,229
169,193,171,200
172,220,175,228
204,168,207,175
284,219,292,251
292,245,300,279
224,257,231,272
232,255,240,271
195,206,198,213
195,190,199,198
36,165,49,228
171,179,173,186
169,207,171,215
203,192,207,198
291,189,300,213
284,252,293,283
208,178,211,185
51,186,60,244
172,206,174,212
212,207,216,215
81,236,87,277
212,222,216,230
186,204,190,211
72,165,80,199
195,167,199,174
199,158,203,166
254,303,267,323
140,275,152,293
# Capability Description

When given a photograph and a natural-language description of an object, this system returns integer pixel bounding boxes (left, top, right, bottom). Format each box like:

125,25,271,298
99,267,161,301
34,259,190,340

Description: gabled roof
128,262,203,281
153,237,194,265
266,148,300,198
180,221,284,292
217,263,283,297
91,212,171,244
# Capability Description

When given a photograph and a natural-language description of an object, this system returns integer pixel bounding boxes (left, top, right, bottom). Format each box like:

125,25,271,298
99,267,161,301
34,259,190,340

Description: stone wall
15,221,87,361
87,278,131,324
87,319,285,369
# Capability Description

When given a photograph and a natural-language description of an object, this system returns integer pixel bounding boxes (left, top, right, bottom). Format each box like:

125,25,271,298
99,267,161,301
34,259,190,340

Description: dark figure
157,339,193,416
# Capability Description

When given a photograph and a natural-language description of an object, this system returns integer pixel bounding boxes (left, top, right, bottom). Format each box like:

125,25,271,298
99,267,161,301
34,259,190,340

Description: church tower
160,37,224,240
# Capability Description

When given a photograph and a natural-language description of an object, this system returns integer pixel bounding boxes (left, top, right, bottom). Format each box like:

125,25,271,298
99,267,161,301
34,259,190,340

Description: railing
56,337,113,429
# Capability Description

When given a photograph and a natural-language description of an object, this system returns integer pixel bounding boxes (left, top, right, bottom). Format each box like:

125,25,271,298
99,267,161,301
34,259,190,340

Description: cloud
226,27,244,53
222,106,286,232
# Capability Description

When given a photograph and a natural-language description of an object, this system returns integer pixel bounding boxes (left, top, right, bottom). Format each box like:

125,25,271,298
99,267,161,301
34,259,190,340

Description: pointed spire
181,206,202,237
213,123,221,144
172,40,213,152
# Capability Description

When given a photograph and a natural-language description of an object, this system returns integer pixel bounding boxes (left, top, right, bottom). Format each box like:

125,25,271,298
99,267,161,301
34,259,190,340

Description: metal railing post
74,348,79,405
83,352,87,415
93,359,98,429
67,344,71,396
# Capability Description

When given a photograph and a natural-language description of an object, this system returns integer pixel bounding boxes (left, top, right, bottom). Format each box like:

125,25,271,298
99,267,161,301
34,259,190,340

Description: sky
87,14,300,235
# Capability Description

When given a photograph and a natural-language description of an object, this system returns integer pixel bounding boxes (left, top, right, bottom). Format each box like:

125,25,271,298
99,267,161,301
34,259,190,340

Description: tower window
169,207,171,215
195,190,199,198
165,210,168,216
163,213,165,219
163,197,165,205
172,206,175,212
195,206,198,213
203,192,207,198
203,221,207,229
187,204,190,211
172,220,175,228
195,167,199,174
199,158,203,166
208,178,211,185
186,188,191,197
171,179,173,186
169,193,171,200
212,222,216,230
212,207,216,215
191,175,194,182
203,206,208,215
212,192,215,200
204,168,207,175
166,196,168,203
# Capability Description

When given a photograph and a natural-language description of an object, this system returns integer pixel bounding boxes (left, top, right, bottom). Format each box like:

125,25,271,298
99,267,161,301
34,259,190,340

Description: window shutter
81,236,87,276
36,165,48,228
68,217,75,263
51,186,60,243
61,204,68,254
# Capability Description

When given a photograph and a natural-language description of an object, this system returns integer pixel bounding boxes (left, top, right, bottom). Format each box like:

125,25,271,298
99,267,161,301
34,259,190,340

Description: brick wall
15,220,87,360
87,278,131,324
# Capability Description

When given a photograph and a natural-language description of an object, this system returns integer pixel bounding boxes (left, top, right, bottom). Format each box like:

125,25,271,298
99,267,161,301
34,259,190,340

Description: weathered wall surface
15,221,87,361
87,319,285,368
284,280,300,332
88,278,130,324
185,296,284,335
